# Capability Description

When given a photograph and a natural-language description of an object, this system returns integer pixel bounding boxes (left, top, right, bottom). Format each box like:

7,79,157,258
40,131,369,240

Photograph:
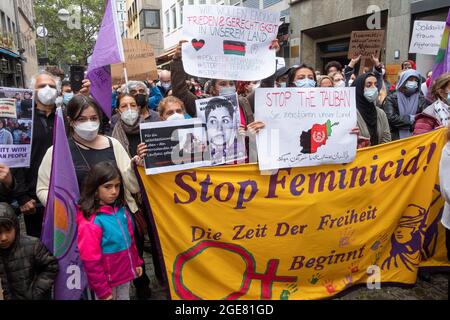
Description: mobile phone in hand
70,65,85,93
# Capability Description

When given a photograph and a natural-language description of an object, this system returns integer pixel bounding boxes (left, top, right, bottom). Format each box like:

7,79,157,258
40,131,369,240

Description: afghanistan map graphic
300,120,339,154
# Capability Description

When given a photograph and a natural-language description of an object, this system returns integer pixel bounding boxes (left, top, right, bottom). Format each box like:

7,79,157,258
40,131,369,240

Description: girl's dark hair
205,98,234,120
79,161,124,219
288,64,317,87
66,95,103,136
0,118,6,128
116,92,136,109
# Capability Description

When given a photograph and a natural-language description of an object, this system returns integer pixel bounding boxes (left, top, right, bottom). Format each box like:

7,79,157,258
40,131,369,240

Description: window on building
165,10,170,33
178,1,183,25
7,17,11,33
230,0,240,5
140,10,160,30
133,1,137,21
263,0,282,9
171,5,176,29
188,0,194,4
242,0,259,8
0,11,5,33
199,0,206,4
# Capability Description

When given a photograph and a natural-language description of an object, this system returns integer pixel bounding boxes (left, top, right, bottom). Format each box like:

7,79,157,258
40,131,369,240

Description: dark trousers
23,206,45,238
142,204,165,285
133,226,151,291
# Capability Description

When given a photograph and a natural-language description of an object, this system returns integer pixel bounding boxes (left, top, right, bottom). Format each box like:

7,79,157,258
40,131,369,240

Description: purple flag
87,0,124,118
41,107,87,300
431,9,450,85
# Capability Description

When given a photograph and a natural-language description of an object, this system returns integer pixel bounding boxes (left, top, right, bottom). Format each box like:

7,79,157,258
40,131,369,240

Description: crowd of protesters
0,35,449,300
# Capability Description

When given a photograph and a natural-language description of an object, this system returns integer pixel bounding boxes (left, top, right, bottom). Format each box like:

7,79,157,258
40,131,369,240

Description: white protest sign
140,119,211,175
255,87,357,171
182,5,280,81
0,87,34,168
409,20,445,55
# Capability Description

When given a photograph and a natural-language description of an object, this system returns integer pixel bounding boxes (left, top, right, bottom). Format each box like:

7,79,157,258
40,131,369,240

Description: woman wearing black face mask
383,69,428,140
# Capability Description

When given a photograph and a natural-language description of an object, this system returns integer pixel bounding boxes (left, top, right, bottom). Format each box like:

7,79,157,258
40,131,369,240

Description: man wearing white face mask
12,72,61,238
13,72,91,238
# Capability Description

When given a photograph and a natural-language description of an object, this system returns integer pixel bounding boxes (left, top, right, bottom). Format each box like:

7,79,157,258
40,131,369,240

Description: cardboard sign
182,5,280,81
409,20,446,55
347,30,385,75
348,30,385,59
255,87,357,171
111,39,158,86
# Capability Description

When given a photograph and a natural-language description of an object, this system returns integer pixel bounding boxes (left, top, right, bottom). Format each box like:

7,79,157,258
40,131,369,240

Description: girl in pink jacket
77,161,143,300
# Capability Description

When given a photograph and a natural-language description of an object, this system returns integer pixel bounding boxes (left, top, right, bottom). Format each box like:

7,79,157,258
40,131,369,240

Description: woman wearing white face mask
353,73,391,146
37,95,141,211
382,69,427,141
36,94,155,299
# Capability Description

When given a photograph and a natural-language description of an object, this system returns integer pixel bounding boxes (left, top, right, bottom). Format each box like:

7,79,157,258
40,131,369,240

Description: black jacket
0,177,18,203
0,203,58,300
13,108,55,206
382,92,428,141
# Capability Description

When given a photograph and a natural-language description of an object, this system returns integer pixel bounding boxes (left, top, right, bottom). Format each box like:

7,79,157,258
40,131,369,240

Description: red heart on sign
192,39,205,51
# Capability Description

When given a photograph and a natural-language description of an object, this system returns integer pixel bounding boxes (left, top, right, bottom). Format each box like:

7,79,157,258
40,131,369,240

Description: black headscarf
352,72,379,146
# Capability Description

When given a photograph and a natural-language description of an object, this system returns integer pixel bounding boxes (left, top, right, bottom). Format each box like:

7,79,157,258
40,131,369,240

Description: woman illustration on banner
381,204,428,272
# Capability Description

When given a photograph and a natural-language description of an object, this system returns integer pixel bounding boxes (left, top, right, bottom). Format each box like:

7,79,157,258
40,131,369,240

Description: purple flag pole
87,0,125,118
41,107,87,300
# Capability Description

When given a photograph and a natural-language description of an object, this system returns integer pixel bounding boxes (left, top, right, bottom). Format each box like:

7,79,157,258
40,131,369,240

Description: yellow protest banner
137,129,450,300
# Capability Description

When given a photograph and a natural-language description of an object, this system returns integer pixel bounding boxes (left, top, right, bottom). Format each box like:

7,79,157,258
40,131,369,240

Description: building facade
159,0,290,68
289,0,449,77
17,0,38,87
117,0,127,37
0,0,22,87
125,0,164,56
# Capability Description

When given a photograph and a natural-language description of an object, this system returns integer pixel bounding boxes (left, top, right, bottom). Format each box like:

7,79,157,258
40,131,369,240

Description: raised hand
349,55,362,68
174,40,189,60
